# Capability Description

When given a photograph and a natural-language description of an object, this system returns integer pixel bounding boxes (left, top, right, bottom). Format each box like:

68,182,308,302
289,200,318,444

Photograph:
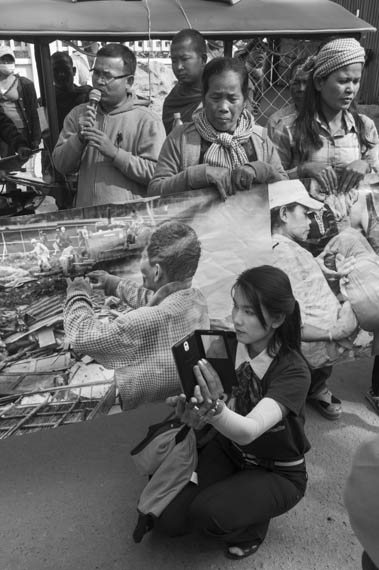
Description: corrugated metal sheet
0,0,374,39
333,0,379,103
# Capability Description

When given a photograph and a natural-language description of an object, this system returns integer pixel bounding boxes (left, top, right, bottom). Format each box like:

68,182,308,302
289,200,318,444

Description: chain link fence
231,38,328,126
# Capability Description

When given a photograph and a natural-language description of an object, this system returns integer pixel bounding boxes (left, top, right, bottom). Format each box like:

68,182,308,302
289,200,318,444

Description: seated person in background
51,52,91,131
149,57,287,200
64,221,210,410
270,180,359,421
155,265,310,561
162,29,207,135
267,56,311,139
53,43,166,207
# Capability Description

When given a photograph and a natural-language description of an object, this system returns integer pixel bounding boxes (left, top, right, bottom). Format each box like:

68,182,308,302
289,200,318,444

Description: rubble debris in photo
0,261,138,438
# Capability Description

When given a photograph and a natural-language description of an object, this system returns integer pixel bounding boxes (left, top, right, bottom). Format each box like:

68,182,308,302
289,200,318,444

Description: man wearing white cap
269,180,358,420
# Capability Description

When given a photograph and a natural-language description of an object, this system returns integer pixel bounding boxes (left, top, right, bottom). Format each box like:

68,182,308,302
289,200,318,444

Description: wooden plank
53,400,82,428
0,395,50,439
4,314,63,346
0,381,115,438
0,372,61,396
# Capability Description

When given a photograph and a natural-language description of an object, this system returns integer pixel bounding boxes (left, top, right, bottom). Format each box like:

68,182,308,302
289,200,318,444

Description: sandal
308,388,342,421
225,541,261,560
366,389,379,416
132,513,154,543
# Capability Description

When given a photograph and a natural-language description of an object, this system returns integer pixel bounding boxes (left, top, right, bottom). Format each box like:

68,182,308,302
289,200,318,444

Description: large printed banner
1,182,379,436
0,186,271,317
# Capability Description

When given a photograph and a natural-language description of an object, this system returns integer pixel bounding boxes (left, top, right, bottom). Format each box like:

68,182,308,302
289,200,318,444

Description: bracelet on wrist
208,398,225,418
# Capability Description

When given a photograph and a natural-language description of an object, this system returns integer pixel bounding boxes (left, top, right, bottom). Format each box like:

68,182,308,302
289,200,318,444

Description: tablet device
172,329,237,400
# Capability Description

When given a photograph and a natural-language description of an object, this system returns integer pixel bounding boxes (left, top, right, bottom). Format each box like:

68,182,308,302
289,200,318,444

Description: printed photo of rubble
0,201,156,438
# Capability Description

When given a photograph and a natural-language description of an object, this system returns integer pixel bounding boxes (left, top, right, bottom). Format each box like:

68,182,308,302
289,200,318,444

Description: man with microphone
53,43,166,207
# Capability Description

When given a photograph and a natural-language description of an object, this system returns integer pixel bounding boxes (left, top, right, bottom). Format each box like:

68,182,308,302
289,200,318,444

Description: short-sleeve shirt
225,347,311,464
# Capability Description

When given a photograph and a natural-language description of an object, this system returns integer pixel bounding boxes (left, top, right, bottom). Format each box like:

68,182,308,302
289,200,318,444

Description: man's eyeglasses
90,69,133,85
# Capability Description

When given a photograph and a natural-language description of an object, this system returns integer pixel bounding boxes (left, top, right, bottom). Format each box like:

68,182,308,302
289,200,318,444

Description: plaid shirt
271,110,379,178
64,278,209,410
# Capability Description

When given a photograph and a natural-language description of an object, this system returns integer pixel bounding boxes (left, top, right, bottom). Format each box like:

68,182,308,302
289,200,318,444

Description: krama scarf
192,106,255,169
309,38,365,80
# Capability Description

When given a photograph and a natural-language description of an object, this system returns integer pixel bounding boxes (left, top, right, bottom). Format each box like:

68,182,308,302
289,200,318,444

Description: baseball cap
268,179,323,211
0,45,15,60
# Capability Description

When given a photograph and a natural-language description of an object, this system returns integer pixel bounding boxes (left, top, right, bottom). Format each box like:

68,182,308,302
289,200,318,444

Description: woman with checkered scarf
148,57,287,200
290,38,379,194
272,38,379,419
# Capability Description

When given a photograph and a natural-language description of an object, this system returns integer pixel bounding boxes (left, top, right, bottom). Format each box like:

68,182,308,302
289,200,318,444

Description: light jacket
148,121,287,197
53,93,166,207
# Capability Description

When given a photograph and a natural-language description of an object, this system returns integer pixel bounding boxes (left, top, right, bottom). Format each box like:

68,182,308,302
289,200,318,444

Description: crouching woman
155,265,311,560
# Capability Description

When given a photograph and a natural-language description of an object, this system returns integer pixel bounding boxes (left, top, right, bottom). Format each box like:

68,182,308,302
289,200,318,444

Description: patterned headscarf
192,107,255,169
310,38,365,80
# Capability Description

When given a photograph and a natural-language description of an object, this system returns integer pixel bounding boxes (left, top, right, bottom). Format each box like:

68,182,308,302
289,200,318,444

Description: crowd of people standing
1,33,378,569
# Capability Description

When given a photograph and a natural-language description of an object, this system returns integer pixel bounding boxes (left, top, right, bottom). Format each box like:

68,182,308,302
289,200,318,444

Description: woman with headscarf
148,57,287,200
273,37,378,196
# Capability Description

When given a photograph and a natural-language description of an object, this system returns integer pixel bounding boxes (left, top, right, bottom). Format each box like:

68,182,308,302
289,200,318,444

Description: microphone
86,89,102,128
79,89,101,140
88,88,102,110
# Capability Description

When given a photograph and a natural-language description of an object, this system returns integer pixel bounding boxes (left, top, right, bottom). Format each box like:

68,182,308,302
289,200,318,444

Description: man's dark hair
147,221,201,281
171,29,207,56
96,43,137,75
52,51,74,67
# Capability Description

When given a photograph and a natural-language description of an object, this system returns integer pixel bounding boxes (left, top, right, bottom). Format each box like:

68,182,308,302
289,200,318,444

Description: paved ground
1,357,379,570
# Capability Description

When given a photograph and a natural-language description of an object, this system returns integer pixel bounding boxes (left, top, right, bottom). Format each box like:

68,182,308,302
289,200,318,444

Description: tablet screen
201,334,228,359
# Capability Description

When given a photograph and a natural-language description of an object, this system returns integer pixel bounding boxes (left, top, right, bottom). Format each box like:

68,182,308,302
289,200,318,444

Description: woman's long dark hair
294,72,375,162
233,265,302,358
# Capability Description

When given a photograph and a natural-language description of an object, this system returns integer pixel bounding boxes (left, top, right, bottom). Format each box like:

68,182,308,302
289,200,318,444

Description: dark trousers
308,366,333,397
155,437,307,546
371,356,379,396
362,551,379,570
